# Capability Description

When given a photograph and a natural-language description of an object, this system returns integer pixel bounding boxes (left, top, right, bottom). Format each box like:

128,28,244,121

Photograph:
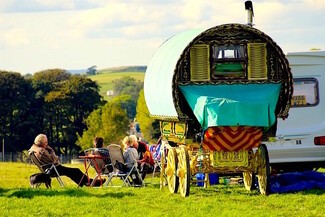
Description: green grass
1,162,325,216
88,72,145,101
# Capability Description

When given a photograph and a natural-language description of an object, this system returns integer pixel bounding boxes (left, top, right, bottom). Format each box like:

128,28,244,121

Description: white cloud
0,0,324,74
304,0,325,9
0,0,103,13
1,29,29,47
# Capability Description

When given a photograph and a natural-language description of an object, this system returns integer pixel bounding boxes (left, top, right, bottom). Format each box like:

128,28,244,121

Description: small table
79,154,105,187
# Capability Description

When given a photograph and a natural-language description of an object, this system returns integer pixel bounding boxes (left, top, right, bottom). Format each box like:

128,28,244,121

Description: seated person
130,135,154,180
29,134,105,187
122,136,138,172
122,136,142,186
91,137,112,173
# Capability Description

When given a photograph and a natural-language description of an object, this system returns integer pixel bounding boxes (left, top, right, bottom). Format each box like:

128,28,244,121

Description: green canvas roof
144,28,205,119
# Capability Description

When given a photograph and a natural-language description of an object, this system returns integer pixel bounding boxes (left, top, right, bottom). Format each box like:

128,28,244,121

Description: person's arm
123,149,130,163
138,151,149,163
43,146,59,164
138,143,152,163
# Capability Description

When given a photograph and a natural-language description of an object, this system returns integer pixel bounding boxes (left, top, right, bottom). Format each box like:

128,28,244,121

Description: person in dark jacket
29,134,104,187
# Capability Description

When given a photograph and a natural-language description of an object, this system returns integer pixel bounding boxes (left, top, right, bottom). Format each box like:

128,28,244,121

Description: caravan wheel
257,144,270,195
166,148,179,193
177,146,190,197
243,171,256,191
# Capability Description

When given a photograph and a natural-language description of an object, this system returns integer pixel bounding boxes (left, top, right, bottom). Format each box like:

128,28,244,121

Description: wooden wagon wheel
177,146,190,197
257,144,270,195
243,150,256,191
243,171,256,191
166,147,179,193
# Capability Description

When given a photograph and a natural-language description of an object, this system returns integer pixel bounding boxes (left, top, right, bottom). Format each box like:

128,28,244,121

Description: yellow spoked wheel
243,172,256,191
177,146,190,197
166,148,179,193
257,144,270,195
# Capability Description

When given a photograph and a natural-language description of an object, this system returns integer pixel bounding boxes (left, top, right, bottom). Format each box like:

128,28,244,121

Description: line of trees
77,76,160,150
0,69,103,154
0,69,159,155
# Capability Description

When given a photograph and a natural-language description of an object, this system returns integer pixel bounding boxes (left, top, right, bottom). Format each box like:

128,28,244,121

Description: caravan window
211,45,246,78
291,78,319,107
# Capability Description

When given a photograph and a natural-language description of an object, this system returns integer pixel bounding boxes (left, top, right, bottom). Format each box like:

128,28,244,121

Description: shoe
93,179,106,187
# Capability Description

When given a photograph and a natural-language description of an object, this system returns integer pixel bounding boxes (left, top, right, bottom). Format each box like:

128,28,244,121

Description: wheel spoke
178,146,190,197
257,144,270,195
243,172,255,191
166,148,179,193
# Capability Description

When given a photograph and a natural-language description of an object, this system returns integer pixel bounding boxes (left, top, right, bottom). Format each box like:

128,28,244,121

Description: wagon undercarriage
161,139,271,197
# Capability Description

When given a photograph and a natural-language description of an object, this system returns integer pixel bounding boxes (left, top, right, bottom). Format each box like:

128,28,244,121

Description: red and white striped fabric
202,126,262,151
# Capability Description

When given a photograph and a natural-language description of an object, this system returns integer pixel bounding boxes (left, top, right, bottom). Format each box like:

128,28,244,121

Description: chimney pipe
245,1,254,27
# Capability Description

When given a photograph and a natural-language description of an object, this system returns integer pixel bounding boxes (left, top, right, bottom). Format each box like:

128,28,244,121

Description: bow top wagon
144,1,293,197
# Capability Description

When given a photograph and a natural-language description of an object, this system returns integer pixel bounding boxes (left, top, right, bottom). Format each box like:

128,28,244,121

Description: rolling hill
87,69,145,101
97,65,147,73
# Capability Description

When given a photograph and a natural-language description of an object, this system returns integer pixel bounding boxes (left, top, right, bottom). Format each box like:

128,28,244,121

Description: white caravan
266,51,325,172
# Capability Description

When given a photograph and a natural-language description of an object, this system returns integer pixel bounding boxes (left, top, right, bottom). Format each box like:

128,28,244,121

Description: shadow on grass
2,188,135,199
192,185,258,196
191,184,325,196
0,188,10,195
281,189,325,196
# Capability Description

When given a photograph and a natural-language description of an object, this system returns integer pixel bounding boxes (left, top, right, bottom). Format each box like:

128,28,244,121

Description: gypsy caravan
144,1,293,196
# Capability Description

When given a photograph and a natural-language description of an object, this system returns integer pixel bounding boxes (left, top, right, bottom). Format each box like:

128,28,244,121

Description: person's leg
141,163,154,180
55,164,89,186
55,165,105,187
138,162,145,180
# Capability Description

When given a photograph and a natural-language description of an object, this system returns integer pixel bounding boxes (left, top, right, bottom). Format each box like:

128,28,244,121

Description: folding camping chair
105,144,143,187
82,148,113,187
28,150,65,187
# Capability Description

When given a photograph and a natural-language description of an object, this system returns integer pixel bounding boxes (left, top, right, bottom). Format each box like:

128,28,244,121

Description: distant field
88,71,145,101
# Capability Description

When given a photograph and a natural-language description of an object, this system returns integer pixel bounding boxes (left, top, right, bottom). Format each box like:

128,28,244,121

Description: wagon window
211,45,246,78
291,78,319,107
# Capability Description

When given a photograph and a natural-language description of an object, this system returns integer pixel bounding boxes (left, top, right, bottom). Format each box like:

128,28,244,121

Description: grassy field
1,162,325,216
88,72,145,101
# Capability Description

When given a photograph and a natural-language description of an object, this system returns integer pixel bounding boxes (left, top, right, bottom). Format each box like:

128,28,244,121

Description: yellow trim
210,150,249,167
160,121,188,144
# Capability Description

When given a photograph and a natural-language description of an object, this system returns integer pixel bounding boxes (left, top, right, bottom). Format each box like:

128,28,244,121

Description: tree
33,68,71,84
0,71,35,151
31,69,72,152
77,108,102,150
112,76,143,119
60,75,102,137
101,95,130,143
32,69,102,154
135,89,160,142
86,65,97,75
31,69,72,135
77,95,130,150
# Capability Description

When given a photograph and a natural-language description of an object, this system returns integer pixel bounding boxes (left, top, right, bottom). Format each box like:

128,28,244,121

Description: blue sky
0,0,324,74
